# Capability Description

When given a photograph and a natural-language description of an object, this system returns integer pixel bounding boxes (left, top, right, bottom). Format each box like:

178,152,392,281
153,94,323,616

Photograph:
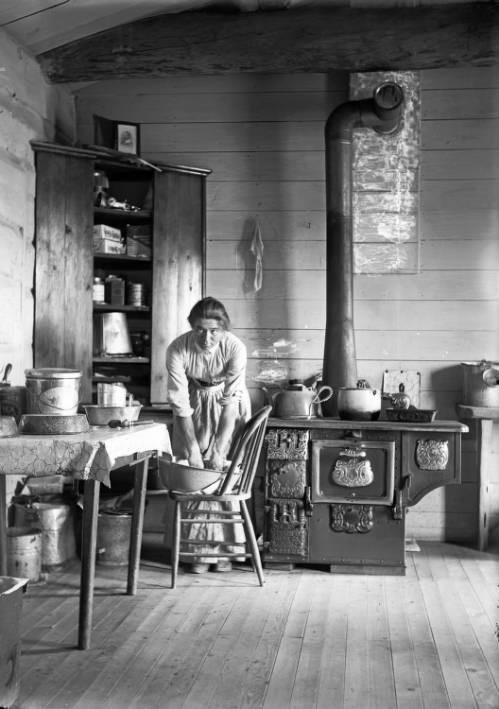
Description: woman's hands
188,449,205,469
205,450,224,471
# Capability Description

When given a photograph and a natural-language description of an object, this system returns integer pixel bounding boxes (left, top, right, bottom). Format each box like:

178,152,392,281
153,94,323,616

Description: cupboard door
150,170,205,403
33,149,94,403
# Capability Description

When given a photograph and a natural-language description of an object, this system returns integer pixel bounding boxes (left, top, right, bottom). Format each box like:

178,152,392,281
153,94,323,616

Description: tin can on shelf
126,282,145,307
105,276,125,306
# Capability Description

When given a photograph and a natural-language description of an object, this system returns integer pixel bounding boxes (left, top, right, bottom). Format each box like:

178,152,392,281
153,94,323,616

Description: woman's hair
188,297,231,330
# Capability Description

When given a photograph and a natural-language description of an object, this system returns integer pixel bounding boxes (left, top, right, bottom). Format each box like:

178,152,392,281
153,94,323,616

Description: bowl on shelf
158,458,223,494
84,403,142,426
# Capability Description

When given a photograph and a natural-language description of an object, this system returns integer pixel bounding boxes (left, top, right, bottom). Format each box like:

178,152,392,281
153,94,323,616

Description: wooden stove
262,417,467,575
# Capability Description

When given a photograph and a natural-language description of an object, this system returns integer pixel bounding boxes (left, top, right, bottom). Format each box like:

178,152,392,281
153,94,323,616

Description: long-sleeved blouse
166,330,248,418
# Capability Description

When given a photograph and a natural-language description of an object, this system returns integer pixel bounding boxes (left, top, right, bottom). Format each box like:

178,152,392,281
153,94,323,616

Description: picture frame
115,122,140,155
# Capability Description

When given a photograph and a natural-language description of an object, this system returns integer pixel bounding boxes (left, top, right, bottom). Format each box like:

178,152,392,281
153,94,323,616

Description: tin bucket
461,360,499,407
96,511,132,566
0,576,29,709
25,368,81,415
7,528,42,582
32,503,76,569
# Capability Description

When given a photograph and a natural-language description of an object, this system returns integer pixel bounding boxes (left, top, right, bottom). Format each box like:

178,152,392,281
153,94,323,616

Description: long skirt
170,382,251,564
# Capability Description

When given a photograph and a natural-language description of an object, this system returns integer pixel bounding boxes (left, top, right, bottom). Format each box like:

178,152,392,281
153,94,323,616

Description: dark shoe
190,563,210,574
213,560,232,573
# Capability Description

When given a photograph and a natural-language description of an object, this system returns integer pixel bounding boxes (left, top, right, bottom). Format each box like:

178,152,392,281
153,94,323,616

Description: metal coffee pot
262,379,333,419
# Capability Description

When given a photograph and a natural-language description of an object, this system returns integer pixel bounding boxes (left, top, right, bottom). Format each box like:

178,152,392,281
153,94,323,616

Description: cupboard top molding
37,4,499,82
30,141,212,177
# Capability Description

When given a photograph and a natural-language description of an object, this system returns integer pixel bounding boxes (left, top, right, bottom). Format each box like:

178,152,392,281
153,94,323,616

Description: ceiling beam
38,4,498,82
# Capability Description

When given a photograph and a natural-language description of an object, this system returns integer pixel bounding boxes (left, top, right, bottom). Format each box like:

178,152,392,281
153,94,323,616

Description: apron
171,378,251,564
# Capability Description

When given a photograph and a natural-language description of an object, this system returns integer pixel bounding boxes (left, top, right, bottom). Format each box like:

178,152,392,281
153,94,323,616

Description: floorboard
11,542,499,709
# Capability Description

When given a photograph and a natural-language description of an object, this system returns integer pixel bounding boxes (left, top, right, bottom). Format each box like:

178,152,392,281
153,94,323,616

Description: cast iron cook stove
263,418,467,574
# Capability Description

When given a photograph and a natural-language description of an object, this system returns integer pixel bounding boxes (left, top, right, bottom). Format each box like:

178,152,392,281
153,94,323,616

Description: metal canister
126,282,145,307
97,382,127,406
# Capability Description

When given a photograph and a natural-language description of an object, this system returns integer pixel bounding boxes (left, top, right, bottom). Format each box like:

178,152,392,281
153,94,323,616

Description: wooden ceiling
1,0,497,81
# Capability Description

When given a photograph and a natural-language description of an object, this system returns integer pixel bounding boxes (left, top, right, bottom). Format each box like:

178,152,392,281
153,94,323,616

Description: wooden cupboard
31,141,210,405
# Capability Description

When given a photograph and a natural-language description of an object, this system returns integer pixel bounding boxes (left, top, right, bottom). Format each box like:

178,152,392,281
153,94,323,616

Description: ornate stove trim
267,501,308,556
266,429,309,460
332,447,374,487
416,439,449,471
330,504,374,533
268,460,307,498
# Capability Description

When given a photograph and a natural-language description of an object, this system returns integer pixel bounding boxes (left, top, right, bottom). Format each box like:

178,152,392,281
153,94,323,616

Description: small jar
93,277,105,303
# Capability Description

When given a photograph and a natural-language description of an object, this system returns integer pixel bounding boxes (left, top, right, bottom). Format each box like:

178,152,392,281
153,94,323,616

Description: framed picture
115,122,140,155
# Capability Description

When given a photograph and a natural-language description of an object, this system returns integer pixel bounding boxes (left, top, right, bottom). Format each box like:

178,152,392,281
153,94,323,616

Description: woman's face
192,318,225,351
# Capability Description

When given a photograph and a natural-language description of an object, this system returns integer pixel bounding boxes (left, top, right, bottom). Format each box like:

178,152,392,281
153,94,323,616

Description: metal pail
96,511,132,566
7,528,42,582
32,503,76,569
461,360,499,407
24,368,81,415
0,576,29,709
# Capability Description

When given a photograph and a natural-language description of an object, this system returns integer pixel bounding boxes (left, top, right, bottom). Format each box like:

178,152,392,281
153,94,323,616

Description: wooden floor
12,541,499,709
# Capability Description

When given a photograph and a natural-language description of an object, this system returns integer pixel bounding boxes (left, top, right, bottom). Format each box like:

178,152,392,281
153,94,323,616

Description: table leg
477,418,492,551
0,475,7,575
78,479,100,650
127,455,149,595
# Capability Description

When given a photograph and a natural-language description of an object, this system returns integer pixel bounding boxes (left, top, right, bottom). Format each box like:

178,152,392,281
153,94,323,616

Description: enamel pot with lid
336,379,381,421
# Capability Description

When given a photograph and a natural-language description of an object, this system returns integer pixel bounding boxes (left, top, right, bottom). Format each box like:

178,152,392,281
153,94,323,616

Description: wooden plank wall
74,67,499,544
0,29,75,502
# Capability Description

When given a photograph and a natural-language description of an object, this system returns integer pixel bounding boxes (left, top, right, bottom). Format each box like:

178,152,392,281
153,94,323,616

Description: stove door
311,439,395,505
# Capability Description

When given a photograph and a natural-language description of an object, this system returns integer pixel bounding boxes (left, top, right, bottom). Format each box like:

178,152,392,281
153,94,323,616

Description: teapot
262,379,333,419
383,383,411,410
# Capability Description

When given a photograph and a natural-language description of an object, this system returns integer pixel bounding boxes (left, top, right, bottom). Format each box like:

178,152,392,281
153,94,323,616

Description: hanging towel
250,220,264,292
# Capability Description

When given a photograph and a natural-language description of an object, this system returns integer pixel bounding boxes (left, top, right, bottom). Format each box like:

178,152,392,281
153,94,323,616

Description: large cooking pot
461,360,499,407
336,379,381,421
264,380,333,418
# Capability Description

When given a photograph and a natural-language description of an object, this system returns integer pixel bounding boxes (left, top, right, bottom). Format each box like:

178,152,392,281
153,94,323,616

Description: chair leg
240,500,264,586
171,501,181,589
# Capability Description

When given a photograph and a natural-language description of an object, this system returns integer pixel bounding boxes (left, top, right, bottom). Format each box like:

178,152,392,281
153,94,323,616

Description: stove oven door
311,439,395,505
309,438,405,574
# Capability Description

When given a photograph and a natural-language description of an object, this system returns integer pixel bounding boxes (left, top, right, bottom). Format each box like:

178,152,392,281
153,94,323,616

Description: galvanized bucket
96,511,132,566
7,528,42,582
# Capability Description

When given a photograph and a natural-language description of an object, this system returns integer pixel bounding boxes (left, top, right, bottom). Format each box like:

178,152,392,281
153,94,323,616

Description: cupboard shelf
93,356,150,364
93,304,151,313
94,253,151,264
94,207,152,220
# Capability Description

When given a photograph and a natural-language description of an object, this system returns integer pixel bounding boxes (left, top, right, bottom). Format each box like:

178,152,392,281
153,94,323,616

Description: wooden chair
168,405,272,588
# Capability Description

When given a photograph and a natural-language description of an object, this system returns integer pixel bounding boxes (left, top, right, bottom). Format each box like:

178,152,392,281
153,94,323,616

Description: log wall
74,67,499,544
0,29,75,501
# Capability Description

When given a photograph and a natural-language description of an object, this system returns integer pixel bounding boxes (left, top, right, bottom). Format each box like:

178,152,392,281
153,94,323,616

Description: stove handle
304,486,314,516
393,474,411,520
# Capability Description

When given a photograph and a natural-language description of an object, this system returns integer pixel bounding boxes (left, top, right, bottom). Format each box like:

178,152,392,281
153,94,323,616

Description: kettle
263,379,333,419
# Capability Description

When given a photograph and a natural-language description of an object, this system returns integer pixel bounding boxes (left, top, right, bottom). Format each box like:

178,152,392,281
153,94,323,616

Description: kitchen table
0,422,171,649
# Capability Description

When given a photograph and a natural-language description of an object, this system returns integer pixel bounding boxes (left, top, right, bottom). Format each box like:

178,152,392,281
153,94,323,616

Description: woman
166,297,251,573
